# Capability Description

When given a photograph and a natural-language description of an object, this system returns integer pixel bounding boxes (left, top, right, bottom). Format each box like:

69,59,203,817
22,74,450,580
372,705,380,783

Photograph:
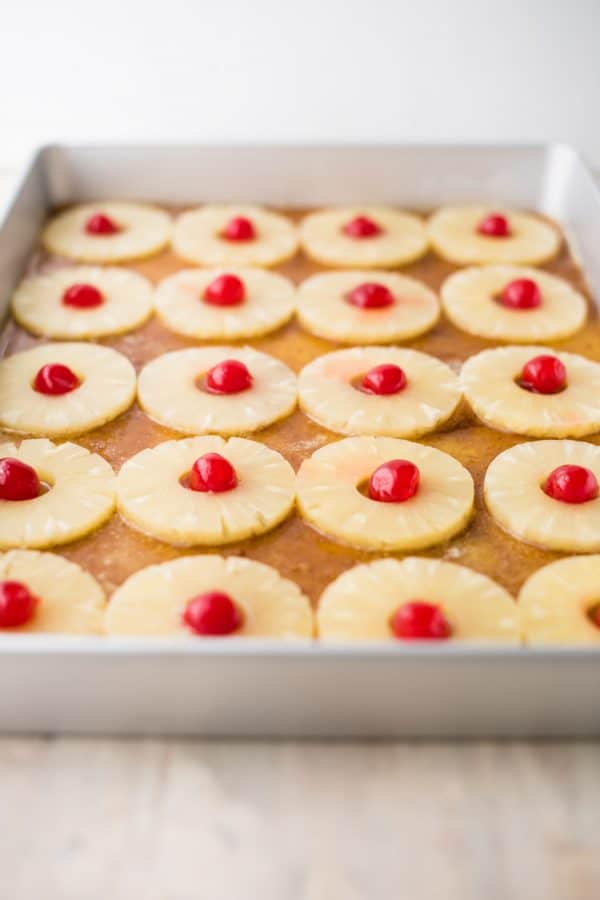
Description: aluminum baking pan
0,143,599,737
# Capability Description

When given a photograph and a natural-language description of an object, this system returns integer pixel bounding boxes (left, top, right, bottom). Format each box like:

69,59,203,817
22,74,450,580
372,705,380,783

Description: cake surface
1,205,597,613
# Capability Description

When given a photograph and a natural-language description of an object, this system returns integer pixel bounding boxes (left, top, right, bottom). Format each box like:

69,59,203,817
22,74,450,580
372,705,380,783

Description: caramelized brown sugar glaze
2,209,598,606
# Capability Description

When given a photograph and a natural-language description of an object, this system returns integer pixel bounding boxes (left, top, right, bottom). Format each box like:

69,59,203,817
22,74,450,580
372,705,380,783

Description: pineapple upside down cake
0,199,599,645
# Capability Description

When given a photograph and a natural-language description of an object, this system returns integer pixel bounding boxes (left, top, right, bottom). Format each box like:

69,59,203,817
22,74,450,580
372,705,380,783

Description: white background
1,0,600,169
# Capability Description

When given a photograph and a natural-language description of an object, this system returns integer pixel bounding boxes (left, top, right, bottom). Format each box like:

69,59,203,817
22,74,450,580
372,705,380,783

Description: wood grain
1,737,600,899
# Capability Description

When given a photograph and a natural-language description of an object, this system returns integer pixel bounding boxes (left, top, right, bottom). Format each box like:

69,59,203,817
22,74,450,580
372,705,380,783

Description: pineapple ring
462,346,600,438
317,557,518,642
296,271,440,344
41,202,172,262
137,346,297,435
441,265,586,343
484,440,600,552
116,436,295,546
296,436,474,551
154,267,295,340
300,207,428,268
298,347,461,437
0,342,136,437
105,555,313,638
518,556,600,645
428,205,560,265
0,439,115,549
12,266,154,339
0,550,105,634
172,205,299,267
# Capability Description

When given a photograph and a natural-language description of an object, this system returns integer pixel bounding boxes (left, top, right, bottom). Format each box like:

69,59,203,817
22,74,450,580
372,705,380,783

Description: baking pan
0,143,599,737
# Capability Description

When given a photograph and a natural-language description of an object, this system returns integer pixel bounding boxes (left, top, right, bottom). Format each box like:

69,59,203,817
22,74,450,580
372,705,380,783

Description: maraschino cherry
368,459,419,503
477,213,510,238
188,453,238,493
544,465,598,504
346,282,394,309
519,355,566,394
0,581,38,628
205,359,253,394
203,274,245,306
361,364,407,395
182,591,242,636
391,600,452,640
0,458,40,501
343,215,382,239
62,283,104,309
222,216,256,242
85,213,120,236
499,278,541,310
33,363,80,396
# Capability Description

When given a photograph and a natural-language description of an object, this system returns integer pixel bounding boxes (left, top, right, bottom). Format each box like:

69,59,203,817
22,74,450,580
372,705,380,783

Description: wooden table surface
1,169,599,900
1,737,599,899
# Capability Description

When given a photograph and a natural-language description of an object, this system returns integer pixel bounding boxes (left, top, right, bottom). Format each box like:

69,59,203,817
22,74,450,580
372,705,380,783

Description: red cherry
587,604,600,630
188,453,238,493
346,282,395,309
84,212,120,236
62,283,104,309
203,273,246,306
368,459,419,503
33,363,80,396
0,458,40,501
500,278,541,310
183,591,242,636
477,213,511,237
205,359,253,395
361,364,407,396
391,600,452,640
343,215,382,238
544,465,598,504
222,216,256,241
0,581,38,628
519,355,566,395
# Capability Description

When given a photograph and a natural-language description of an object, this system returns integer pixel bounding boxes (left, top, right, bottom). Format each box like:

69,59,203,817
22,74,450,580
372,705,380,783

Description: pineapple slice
0,550,105,634
105,555,313,638
461,346,600,438
172,205,299,267
0,342,136,437
0,439,115,549
296,271,440,344
518,555,600,645
12,266,154,339
296,436,474,551
137,346,297,435
298,346,461,437
317,556,518,642
154,267,295,340
428,206,560,265
484,440,600,552
300,207,428,268
42,202,172,262
116,436,295,546
441,265,586,343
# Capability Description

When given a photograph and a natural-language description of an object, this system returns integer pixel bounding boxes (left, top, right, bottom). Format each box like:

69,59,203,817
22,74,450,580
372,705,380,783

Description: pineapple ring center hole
586,602,600,628
179,472,194,490
350,374,372,394
349,371,408,395
194,373,210,394
513,375,567,394
31,472,54,498
356,478,371,498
